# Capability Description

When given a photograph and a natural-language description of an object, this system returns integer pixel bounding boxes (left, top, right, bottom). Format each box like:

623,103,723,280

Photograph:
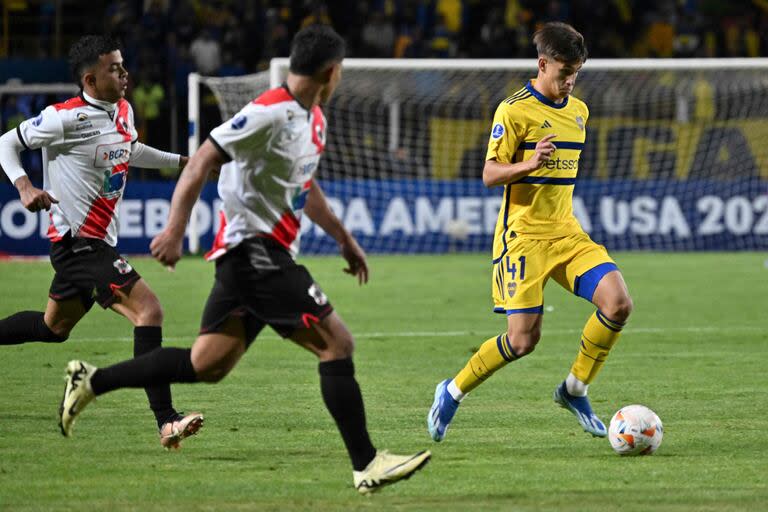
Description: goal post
188,58,768,254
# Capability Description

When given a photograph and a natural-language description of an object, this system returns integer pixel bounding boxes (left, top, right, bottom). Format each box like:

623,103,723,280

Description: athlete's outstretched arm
0,130,58,212
150,139,224,266
305,180,368,284
130,142,188,171
482,134,557,187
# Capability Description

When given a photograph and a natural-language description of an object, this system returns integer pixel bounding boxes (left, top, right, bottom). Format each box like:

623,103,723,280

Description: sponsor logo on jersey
101,169,126,199
576,116,584,131
112,257,133,275
541,120,552,129
102,148,130,160
80,130,101,139
75,121,94,130
231,114,247,130
32,113,43,127
308,283,328,306
491,123,504,139
292,186,311,211
543,157,579,170
94,142,131,168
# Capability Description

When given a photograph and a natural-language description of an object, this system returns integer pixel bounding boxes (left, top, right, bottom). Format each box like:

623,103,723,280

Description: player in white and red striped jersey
59,25,431,494
0,35,202,449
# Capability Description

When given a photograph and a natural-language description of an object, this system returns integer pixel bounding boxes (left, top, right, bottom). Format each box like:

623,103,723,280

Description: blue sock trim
574,262,619,301
496,334,514,362
595,310,623,332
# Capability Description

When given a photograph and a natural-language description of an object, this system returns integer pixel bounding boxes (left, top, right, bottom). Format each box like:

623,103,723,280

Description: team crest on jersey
286,110,295,121
32,113,43,127
507,281,517,298
77,112,88,122
491,123,504,139
231,114,247,130
575,116,584,131
308,283,328,306
113,257,133,275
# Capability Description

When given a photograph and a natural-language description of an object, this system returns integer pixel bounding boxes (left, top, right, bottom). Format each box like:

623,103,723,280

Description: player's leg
428,312,542,442
552,235,632,437
289,311,430,494
110,276,204,448
57,324,247,439
58,252,259,441
0,237,92,345
429,238,548,442
0,297,85,345
570,269,632,386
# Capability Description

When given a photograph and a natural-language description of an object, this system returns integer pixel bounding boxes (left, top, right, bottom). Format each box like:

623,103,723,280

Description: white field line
61,325,764,343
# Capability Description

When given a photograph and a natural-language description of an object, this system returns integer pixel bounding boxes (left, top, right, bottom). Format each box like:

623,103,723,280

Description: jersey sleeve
208,104,274,162
127,103,139,143
485,102,525,164
16,106,64,150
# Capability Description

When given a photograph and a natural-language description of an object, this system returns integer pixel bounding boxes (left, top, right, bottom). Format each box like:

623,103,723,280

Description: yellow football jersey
486,79,589,262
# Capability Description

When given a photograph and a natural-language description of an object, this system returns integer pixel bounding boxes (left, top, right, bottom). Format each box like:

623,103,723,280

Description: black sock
0,311,68,345
318,358,377,471
91,347,198,396
134,326,177,427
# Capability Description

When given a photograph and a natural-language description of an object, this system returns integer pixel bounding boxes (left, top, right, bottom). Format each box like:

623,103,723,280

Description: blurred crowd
105,0,767,79
2,0,767,183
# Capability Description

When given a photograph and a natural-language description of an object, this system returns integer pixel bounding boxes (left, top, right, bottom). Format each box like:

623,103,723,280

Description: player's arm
1,107,64,212
149,139,224,266
0,128,59,212
305,180,368,284
482,134,557,187
130,142,188,171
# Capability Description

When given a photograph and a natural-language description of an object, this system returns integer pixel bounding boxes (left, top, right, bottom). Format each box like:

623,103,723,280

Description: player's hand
16,177,58,212
150,229,184,269
339,235,369,285
529,134,557,169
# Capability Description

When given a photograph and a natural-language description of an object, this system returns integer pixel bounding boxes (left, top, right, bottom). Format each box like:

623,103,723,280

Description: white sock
447,379,465,402
566,373,589,397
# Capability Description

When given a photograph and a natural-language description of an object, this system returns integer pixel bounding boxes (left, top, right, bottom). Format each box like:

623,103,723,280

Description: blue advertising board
1,178,766,256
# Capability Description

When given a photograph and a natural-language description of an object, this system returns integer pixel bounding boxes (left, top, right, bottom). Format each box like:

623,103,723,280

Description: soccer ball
608,404,663,455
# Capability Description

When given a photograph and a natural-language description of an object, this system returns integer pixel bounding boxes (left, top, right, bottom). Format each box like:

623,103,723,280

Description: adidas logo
541,120,552,129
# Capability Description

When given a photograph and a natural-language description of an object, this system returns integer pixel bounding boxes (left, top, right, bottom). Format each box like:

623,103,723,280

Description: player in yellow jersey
428,22,633,440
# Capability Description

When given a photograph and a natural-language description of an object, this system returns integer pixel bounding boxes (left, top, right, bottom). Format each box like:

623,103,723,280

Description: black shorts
200,238,334,346
49,233,140,310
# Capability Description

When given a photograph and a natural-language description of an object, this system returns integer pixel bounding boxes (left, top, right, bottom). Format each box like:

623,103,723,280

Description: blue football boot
553,381,607,437
427,379,460,442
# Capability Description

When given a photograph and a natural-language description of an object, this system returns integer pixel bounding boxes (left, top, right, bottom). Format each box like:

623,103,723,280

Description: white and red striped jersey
16,94,138,246
206,85,326,260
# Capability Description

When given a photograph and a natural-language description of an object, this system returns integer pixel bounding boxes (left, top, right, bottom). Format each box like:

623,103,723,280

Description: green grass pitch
0,252,766,511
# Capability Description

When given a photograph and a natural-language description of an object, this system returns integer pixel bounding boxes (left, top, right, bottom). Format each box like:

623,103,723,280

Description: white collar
82,91,117,112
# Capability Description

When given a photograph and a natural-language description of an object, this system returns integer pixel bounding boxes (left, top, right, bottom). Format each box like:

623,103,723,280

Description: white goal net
188,58,768,254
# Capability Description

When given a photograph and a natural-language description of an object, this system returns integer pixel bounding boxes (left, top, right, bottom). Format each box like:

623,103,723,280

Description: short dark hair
68,35,122,87
533,22,587,64
289,24,345,76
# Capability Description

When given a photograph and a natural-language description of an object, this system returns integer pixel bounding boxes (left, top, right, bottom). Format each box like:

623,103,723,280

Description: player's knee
602,295,633,324
45,319,73,342
325,334,355,360
194,363,230,383
46,325,70,343
507,328,541,357
136,298,164,326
